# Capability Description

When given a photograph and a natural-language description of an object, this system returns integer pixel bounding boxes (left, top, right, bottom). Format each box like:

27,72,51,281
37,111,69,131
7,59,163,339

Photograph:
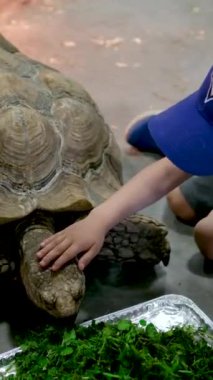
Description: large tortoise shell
0,35,122,223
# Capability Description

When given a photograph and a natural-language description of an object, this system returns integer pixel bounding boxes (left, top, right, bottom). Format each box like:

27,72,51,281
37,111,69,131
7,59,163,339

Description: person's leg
194,210,213,261
167,187,197,224
167,176,213,272
125,110,164,155
167,176,213,224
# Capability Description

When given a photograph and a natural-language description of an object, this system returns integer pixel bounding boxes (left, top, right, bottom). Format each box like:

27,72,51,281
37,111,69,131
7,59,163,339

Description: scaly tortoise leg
0,225,17,276
0,254,16,275
99,214,170,266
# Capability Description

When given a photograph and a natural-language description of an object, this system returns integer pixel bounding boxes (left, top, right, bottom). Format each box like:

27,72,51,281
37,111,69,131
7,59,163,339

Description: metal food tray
0,294,212,378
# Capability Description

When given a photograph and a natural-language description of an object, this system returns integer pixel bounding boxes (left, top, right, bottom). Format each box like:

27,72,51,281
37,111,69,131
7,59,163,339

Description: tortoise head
38,266,86,318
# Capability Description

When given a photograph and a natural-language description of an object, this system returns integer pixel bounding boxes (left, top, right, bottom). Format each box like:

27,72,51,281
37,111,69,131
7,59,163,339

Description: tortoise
0,34,170,318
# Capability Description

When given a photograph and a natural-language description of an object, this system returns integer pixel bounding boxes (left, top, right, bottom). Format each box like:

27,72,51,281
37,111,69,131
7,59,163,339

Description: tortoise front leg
99,214,170,266
0,223,17,276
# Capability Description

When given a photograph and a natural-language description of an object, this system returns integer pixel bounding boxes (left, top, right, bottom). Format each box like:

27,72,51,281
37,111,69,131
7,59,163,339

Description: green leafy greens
6,319,213,379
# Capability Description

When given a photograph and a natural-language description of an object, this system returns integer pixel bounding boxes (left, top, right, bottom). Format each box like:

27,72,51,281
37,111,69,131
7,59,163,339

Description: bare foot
124,145,142,155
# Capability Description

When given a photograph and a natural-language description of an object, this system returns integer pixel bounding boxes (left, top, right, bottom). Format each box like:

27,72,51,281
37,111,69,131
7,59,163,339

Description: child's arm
91,157,190,230
37,157,190,270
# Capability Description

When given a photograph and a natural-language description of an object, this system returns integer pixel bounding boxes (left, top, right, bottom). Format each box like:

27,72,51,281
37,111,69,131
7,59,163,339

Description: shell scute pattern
0,39,122,221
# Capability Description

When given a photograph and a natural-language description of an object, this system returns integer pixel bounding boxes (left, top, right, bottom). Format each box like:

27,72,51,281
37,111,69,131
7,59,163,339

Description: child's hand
36,215,106,271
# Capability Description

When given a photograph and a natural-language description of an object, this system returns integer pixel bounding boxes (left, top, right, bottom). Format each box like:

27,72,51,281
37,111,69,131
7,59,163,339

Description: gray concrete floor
0,0,212,354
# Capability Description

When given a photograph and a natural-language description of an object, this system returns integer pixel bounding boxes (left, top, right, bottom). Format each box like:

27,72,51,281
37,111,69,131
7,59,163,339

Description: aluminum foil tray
0,294,212,379
82,294,213,330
